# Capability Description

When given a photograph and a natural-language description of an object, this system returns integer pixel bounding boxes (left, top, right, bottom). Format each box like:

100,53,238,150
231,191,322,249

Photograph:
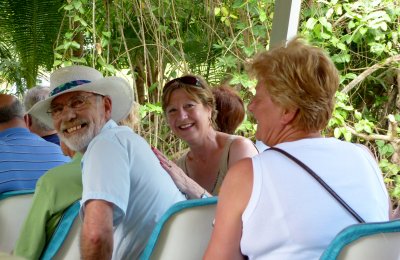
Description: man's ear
24,114,32,128
104,96,112,119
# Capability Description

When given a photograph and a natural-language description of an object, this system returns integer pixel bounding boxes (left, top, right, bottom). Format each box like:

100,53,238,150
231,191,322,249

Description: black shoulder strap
268,147,365,223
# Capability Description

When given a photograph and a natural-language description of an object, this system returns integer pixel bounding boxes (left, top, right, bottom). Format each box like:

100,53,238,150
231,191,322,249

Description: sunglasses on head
163,76,202,93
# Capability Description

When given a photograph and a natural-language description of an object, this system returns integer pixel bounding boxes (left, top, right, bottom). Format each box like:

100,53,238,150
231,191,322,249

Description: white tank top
240,138,389,260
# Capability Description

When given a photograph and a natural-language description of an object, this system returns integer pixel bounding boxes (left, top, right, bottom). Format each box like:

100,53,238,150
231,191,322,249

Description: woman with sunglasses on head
153,75,258,199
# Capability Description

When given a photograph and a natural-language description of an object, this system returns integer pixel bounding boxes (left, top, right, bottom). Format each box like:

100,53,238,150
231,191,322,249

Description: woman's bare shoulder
230,135,258,153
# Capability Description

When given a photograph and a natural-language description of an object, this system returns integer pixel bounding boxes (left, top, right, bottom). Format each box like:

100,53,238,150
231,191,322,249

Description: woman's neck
267,128,322,147
187,129,220,161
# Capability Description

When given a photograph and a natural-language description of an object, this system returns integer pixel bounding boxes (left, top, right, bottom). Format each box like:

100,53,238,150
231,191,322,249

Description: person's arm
81,200,114,260
152,146,210,199
390,198,400,219
392,204,400,219
204,158,253,259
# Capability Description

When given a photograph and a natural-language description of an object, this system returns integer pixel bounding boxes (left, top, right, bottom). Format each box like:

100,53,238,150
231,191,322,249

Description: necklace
184,156,220,194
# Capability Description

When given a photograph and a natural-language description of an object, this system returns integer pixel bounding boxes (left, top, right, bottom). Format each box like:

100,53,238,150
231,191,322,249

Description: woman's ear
281,108,298,125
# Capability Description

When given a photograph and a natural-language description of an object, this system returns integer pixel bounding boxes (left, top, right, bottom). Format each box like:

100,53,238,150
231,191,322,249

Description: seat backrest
40,201,81,260
0,190,34,253
0,252,26,260
140,197,218,260
320,219,400,260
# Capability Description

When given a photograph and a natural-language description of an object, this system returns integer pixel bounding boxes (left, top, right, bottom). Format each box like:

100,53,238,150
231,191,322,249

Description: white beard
59,121,102,153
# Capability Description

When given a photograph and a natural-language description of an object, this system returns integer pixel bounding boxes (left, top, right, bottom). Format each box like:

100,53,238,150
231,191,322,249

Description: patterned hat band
50,80,92,96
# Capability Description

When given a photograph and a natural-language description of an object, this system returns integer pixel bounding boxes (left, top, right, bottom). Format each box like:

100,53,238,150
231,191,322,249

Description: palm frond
0,0,64,88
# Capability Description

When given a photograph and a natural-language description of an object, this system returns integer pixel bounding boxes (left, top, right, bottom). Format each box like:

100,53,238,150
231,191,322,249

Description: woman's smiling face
165,88,212,143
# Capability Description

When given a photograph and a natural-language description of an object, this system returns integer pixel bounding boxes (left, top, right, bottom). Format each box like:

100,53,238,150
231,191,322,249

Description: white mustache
60,119,88,132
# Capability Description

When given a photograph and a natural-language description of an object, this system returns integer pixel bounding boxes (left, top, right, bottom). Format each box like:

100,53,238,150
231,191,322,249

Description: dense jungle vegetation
0,0,399,204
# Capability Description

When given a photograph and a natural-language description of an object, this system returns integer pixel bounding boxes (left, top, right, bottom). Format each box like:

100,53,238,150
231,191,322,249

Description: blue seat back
321,219,400,260
140,197,218,260
40,201,81,260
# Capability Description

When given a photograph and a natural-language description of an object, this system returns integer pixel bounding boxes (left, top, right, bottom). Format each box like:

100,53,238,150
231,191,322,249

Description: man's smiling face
51,91,111,153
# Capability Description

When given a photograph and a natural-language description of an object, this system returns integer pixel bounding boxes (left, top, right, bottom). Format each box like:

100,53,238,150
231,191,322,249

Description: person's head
28,65,134,153
118,102,140,130
51,91,112,153
23,86,56,136
0,94,26,131
248,37,339,145
161,75,217,141
212,86,245,134
58,98,139,157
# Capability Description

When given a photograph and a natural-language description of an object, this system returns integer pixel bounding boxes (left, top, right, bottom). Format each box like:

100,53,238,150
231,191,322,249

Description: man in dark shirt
24,86,61,145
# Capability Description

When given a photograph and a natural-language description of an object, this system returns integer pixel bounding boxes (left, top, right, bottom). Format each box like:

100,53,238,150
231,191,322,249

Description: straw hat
28,65,134,128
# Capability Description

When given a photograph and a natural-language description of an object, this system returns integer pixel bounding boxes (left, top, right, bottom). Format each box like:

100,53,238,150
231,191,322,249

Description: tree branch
345,124,400,144
341,55,400,94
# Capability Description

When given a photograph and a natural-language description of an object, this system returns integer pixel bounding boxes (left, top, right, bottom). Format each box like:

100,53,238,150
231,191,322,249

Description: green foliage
0,41,24,94
1,0,399,201
380,158,400,199
306,0,400,200
0,0,63,88
53,0,90,68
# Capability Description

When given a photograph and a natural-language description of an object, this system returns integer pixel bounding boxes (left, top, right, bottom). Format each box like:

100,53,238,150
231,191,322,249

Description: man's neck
0,117,27,132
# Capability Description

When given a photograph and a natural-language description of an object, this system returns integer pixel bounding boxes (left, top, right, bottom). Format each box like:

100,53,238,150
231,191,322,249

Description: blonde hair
249,37,339,132
119,102,140,130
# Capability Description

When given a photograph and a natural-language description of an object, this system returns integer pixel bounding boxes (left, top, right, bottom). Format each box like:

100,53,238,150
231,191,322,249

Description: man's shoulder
99,124,145,142
0,127,64,152
0,127,30,140
87,125,147,157
96,124,137,142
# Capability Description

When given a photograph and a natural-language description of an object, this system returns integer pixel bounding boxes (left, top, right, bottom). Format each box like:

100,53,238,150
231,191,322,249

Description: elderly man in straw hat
28,65,186,259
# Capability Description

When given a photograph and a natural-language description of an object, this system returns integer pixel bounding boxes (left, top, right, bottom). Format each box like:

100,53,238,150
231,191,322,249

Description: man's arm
80,200,114,260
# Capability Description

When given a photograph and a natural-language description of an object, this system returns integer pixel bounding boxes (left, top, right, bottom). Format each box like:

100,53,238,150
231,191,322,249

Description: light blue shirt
80,120,185,259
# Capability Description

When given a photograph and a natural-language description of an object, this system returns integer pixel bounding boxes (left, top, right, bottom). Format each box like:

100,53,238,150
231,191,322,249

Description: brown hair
161,75,217,128
212,86,245,134
249,37,339,132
